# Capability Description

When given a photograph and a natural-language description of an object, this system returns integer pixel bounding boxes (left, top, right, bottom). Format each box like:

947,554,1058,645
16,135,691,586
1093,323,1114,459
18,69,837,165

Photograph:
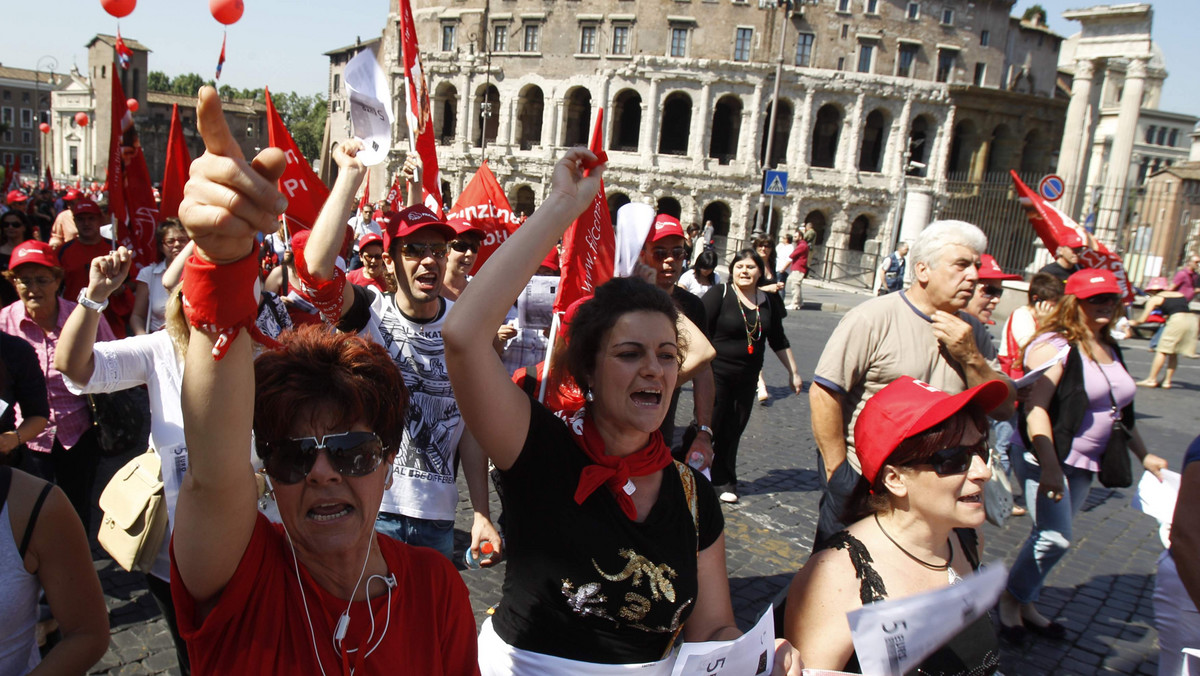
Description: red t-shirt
347,267,386,294
171,513,479,675
57,239,113,300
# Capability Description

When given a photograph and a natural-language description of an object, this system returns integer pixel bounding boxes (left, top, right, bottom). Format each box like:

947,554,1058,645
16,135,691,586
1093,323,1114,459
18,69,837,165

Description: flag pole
537,312,561,404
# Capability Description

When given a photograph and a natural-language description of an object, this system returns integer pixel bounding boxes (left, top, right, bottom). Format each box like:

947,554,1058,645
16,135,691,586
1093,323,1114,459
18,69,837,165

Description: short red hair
253,325,408,455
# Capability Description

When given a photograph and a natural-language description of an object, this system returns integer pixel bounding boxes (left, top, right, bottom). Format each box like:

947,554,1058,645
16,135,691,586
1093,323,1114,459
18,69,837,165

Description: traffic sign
763,170,789,196
1039,174,1065,202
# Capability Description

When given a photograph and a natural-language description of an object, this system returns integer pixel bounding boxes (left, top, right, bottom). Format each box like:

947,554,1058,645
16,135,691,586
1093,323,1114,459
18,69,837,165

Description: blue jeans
1006,451,1094,603
375,513,455,561
990,418,1014,474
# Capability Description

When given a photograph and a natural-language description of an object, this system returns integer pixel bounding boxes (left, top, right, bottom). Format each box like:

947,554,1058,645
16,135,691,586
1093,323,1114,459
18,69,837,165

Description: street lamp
35,55,59,186
754,0,792,236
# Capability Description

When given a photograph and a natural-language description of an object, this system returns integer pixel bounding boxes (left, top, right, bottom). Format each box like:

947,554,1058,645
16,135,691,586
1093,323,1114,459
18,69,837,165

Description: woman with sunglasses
784,376,1005,674
0,211,36,307
442,218,482,301
443,149,801,674
167,87,478,675
998,269,1167,642
678,249,721,297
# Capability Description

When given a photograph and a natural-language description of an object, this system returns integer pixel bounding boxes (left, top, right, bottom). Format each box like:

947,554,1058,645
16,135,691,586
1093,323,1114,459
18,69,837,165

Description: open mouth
415,272,438,290
958,494,982,504
630,390,663,407
308,503,354,522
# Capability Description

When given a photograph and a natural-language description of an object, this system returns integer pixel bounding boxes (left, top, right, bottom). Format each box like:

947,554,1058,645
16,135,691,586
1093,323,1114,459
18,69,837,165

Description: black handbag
1095,367,1133,488
87,387,149,457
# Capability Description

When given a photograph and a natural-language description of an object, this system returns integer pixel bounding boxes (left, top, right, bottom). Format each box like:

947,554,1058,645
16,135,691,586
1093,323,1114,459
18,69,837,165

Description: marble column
785,89,807,169
892,96,914,177
841,92,865,174
1056,59,1096,219
641,78,660,162
1097,56,1149,242
693,82,712,167
459,75,474,151
794,89,814,170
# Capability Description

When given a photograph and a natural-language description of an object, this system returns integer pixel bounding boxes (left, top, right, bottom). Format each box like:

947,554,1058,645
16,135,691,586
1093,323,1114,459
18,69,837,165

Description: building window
19,109,32,128
936,48,956,82
841,24,849,39
906,1,919,19
1157,127,1168,145
612,25,630,55
21,131,31,144
580,25,597,54
670,27,688,57
441,24,456,52
836,0,850,12
973,62,986,85
865,0,878,14
940,7,954,25
897,43,919,77
523,24,541,52
980,29,990,46
1,91,8,101
332,73,341,95
1169,129,1179,147
21,154,31,166
21,92,30,103
0,108,11,126
1,131,10,144
795,32,815,67
857,43,874,73
1145,125,1156,144
837,56,846,70
493,24,509,51
734,28,753,62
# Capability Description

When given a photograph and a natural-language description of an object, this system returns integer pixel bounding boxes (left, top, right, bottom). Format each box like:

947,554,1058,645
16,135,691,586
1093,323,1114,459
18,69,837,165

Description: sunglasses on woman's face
1084,293,1120,306
980,285,1003,299
259,431,387,485
904,440,987,476
651,246,687,262
449,239,479,254
2,220,23,228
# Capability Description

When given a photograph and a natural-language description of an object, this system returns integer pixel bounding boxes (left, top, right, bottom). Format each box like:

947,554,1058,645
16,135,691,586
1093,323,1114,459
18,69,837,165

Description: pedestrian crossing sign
763,170,788,196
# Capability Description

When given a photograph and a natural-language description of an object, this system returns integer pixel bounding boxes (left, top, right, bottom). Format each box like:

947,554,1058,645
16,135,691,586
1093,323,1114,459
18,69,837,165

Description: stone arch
858,108,890,173
563,86,593,147
811,103,842,169
985,123,1016,177
607,192,632,226
511,185,537,219
760,99,794,166
708,94,742,164
803,209,829,245
1019,128,1048,174
611,89,642,152
658,92,693,155
516,84,544,150
656,196,682,219
441,180,454,208
473,84,500,148
848,214,873,251
702,201,732,238
906,115,932,177
947,119,980,178
433,82,458,144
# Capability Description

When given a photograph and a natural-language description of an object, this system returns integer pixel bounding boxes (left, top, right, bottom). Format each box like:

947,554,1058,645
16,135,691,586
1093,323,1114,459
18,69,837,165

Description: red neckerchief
571,415,672,520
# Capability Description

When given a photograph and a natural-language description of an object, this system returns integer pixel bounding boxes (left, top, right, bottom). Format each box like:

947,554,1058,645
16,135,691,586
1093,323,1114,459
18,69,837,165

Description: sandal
1136,380,1160,388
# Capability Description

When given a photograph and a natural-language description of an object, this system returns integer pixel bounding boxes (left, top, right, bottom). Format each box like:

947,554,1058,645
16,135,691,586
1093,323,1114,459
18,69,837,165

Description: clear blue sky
2,0,1196,116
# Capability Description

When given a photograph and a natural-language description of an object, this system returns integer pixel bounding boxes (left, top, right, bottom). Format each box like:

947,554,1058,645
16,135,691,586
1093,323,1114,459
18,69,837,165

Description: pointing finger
196,86,244,161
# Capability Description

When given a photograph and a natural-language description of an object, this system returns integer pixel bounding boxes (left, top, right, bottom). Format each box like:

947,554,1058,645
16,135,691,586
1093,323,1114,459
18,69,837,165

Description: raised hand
87,246,133,300
547,148,605,217
178,86,289,264
333,139,366,175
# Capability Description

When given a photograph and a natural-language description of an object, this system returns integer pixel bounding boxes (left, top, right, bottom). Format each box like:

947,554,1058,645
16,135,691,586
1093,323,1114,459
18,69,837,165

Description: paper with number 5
344,48,395,167
670,606,774,676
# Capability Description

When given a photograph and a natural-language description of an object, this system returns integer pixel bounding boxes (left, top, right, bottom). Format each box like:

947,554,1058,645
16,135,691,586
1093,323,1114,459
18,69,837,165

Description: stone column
596,76,610,147
842,92,865,174
932,105,956,194
892,95,914,176
785,89,807,169
459,75,474,151
1097,56,1149,242
498,95,514,150
641,78,660,162
693,82,712,167
1056,59,1096,219
747,81,765,166
794,88,814,170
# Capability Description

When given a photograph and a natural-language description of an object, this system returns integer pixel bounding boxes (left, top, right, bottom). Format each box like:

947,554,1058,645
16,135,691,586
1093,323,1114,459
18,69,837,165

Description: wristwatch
76,289,109,313
697,425,714,439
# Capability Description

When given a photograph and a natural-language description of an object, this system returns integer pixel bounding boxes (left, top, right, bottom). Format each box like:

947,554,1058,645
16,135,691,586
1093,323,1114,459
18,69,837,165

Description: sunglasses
14,276,57,288
651,246,687,262
259,431,388,485
904,441,987,476
399,242,448,260
1084,293,1120,306
2,221,23,228
449,239,479,254
980,285,1003,299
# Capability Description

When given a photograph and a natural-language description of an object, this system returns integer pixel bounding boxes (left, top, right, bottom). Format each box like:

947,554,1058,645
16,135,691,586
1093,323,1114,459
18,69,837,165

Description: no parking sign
1038,174,1065,202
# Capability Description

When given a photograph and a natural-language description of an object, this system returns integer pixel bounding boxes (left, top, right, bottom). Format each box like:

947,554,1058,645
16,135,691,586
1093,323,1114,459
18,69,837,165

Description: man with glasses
346,232,389,294
810,220,1016,549
967,254,1022,325
1038,230,1087,282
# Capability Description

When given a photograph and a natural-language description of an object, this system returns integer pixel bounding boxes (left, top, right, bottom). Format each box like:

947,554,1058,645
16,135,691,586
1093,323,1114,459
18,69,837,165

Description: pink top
0,299,115,453
1026,333,1135,472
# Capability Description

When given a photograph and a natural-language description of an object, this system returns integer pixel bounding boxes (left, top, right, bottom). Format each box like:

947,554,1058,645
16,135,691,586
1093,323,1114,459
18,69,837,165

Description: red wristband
290,229,348,325
181,242,266,360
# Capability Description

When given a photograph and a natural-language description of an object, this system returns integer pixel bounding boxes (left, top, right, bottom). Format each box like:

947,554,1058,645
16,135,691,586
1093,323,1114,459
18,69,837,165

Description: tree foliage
147,71,170,92
1022,4,1048,25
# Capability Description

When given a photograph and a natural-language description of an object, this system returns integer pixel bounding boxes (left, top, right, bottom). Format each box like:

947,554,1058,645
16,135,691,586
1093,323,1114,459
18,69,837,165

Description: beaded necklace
735,286,763,354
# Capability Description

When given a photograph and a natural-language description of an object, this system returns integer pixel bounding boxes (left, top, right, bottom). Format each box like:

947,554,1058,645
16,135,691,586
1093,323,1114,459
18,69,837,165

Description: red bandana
572,415,672,521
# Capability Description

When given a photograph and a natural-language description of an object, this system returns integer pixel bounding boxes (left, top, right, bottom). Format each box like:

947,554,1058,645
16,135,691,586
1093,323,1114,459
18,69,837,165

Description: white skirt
477,617,676,676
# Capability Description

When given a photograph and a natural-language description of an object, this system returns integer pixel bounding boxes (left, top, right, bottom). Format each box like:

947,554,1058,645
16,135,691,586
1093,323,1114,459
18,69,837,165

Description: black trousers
20,428,101,532
145,574,191,675
710,370,758,488
813,453,861,553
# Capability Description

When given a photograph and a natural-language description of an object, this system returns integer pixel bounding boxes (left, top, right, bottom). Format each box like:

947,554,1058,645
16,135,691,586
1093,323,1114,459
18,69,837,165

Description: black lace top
821,529,1000,676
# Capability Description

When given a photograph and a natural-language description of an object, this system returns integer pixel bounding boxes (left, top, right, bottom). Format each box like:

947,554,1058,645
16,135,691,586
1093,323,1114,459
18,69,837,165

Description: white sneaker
719,491,739,504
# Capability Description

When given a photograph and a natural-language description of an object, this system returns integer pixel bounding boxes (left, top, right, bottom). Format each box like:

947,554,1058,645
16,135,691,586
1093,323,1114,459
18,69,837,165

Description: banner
358,170,371,212
1010,171,1133,301
344,48,394,167
384,177,404,212
107,64,159,273
159,103,191,220
446,161,520,272
398,0,443,215
266,87,330,232
555,109,613,313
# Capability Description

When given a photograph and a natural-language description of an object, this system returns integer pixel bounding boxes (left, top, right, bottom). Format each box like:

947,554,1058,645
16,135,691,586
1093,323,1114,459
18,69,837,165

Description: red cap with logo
448,216,484,238
5,190,28,204
978,254,1022,282
63,189,81,201
1064,268,1120,299
357,233,384,251
647,214,685,243
8,240,60,270
1058,229,1085,249
392,206,456,240
854,376,1010,485
72,198,101,215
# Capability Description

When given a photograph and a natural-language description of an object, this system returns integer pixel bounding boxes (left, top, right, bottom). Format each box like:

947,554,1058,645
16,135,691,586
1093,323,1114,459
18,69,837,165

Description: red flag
265,87,330,232
1010,171,1133,302
43,166,52,191
215,33,226,80
159,103,191,219
5,156,21,193
398,0,443,215
447,162,520,272
555,109,614,313
75,177,81,190
115,30,133,70
358,171,371,213
384,177,404,212
107,65,160,273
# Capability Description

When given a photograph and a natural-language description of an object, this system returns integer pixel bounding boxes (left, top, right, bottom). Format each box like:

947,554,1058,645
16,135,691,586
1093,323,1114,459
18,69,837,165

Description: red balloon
100,0,136,18
209,0,244,25
126,98,139,113
39,122,50,134
75,112,90,127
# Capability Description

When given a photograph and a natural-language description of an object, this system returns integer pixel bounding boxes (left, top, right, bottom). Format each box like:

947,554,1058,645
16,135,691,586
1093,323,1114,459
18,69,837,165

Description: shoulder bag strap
0,466,11,509
19,482,52,559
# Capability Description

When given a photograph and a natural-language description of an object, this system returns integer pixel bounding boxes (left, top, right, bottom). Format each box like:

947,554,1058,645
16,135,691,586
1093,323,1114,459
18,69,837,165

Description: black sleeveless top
1161,295,1191,318
821,528,1000,676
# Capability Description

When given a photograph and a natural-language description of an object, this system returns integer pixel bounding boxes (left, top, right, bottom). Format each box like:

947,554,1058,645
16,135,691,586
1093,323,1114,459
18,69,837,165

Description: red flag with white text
107,67,159,273
159,103,191,219
398,0,443,216
1010,171,1133,302
266,88,330,233
384,177,404,212
555,109,614,313
446,162,520,273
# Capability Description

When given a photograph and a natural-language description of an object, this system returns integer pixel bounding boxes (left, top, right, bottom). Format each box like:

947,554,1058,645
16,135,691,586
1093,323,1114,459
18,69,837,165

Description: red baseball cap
8,240,60,270
448,216,484,238
539,247,560,272
6,190,27,204
357,233,384,251
978,255,1022,282
63,189,80,201
1058,230,1085,249
647,214,685,243
72,198,101,215
854,376,1010,485
392,206,455,240
1064,268,1121,299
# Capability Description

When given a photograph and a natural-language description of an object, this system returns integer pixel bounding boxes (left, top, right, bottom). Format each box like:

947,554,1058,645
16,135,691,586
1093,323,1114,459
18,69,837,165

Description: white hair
909,220,987,269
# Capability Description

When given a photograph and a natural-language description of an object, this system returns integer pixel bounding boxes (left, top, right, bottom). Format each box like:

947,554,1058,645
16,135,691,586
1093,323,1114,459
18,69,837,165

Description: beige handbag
98,449,168,573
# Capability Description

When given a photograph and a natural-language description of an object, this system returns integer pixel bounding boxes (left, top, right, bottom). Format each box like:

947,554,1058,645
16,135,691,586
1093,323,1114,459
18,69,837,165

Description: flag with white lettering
446,161,520,273
384,177,404,212
108,66,159,273
398,0,443,215
1011,171,1133,302
555,109,614,313
159,103,191,220
265,87,330,232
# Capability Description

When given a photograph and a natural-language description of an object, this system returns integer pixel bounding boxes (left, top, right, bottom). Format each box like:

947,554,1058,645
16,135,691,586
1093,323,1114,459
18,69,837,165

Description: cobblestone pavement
87,285,1198,675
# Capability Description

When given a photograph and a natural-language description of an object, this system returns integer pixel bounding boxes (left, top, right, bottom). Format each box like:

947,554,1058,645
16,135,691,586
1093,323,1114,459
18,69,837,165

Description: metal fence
939,171,1045,276
808,245,880,290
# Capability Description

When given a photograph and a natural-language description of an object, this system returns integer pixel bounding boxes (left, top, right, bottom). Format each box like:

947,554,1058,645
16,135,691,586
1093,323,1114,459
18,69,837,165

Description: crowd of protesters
0,85,1198,676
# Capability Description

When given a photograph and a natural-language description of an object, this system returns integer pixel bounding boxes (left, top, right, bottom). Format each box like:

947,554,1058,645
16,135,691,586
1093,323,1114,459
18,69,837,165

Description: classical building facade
325,0,1066,268
0,63,65,182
